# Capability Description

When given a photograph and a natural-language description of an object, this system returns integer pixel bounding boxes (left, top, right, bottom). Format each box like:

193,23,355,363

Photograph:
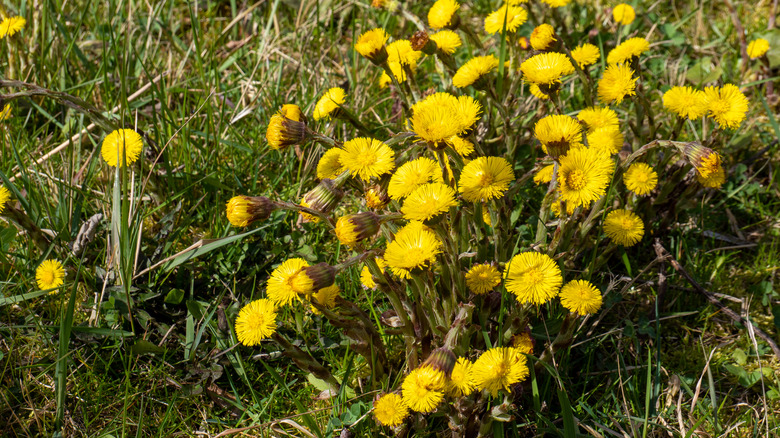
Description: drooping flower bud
226,196,277,227
300,262,337,292
679,142,722,179
422,347,457,378
334,212,381,246
266,104,307,150
300,179,344,223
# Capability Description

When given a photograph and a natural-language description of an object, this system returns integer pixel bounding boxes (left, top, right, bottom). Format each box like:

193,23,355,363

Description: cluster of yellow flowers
225,0,757,430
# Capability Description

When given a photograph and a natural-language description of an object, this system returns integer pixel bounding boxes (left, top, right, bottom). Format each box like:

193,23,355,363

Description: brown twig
653,239,780,360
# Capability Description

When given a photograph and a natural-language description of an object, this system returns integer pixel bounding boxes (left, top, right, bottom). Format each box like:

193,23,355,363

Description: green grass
1,0,779,436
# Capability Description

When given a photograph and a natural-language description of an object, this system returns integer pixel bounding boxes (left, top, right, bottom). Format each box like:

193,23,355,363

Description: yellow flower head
472,347,529,397
458,156,514,202
529,83,550,100
266,258,310,306
387,40,423,66
374,393,409,426
453,55,499,88
703,84,749,129
560,280,602,315
577,106,619,130
411,101,462,148
311,284,340,314
663,86,707,120
558,147,614,207
360,258,386,290
355,28,389,62
484,5,528,35
447,357,476,397
520,52,575,86
36,259,65,290
235,298,277,345
465,263,502,294
606,37,649,65
334,212,380,246
339,138,395,181
603,209,644,246
448,135,475,157
101,129,143,167
597,63,637,104
513,332,534,355
612,4,635,25
504,251,562,305
0,103,11,121
402,365,447,413
747,38,770,59
384,221,442,279
533,163,555,185
535,114,584,158
530,24,556,51
313,87,346,121
624,162,658,196
266,105,307,150
570,43,600,68
0,186,10,214
389,157,443,200
365,185,390,210
541,0,572,6
697,165,726,188
0,16,25,38
401,183,458,222
316,148,345,180
454,95,483,133
430,30,462,54
587,126,624,155
226,195,275,227
428,0,460,30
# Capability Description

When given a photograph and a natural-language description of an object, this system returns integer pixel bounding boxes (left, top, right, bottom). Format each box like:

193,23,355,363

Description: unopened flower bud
365,185,390,210
301,262,337,292
422,347,457,377
530,24,557,51
226,196,276,227
266,104,307,150
335,212,381,246
300,179,344,223
355,28,390,65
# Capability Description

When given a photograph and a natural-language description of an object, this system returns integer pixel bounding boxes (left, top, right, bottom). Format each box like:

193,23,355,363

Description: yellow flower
0,186,10,214
0,16,25,38
448,135,475,156
504,251,562,305
339,137,395,181
623,162,658,195
458,156,514,202
603,209,644,246
484,5,528,35
453,55,499,88
334,212,380,246
577,106,619,130
471,347,529,397
387,40,423,66
384,221,442,279
316,148,345,179
389,157,443,200
313,87,346,120
612,4,635,25
534,114,584,158
311,284,340,314
101,129,143,167
703,84,749,129
0,103,11,121
401,183,458,222
429,30,462,54
530,24,556,51
365,186,390,210
663,86,707,120
454,95,483,133
235,298,277,345
680,143,722,179
520,52,575,86
465,263,502,294
401,365,447,412
355,28,389,63
266,106,307,150
533,163,555,185
226,196,275,227
570,43,600,68
374,393,409,426
586,126,624,155
266,258,310,306
747,38,770,59
428,0,460,30
606,37,650,65
360,258,386,289
411,102,462,148
697,165,726,188
558,147,614,207
513,332,534,355
559,280,602,315
529,83,550,100
597,63,637,104
36,259,65,290
447,357,476,397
